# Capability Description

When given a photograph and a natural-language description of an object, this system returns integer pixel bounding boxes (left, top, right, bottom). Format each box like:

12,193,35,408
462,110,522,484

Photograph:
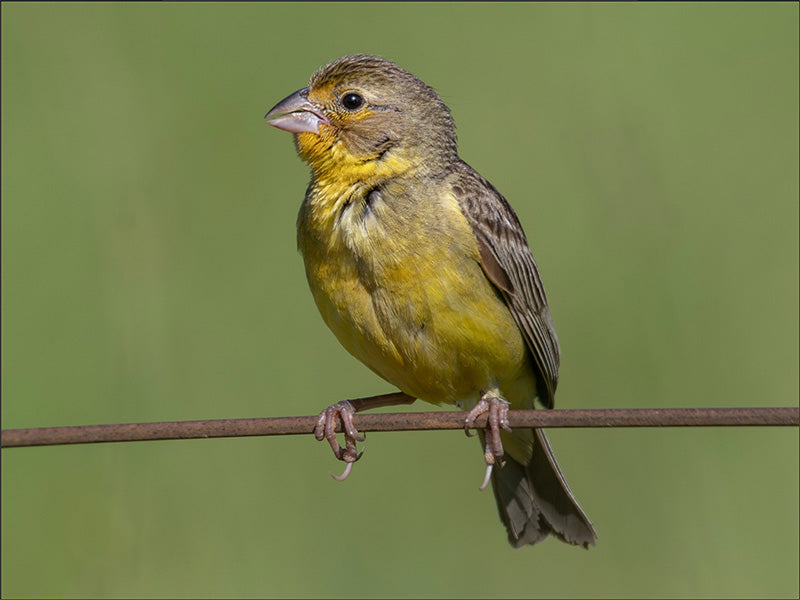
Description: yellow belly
297,179,535,409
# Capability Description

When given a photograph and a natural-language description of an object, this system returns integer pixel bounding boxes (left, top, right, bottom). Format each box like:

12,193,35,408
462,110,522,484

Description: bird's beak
264,87,328,134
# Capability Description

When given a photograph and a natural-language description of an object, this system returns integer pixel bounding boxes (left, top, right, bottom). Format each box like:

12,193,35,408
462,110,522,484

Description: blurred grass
2,2,798,599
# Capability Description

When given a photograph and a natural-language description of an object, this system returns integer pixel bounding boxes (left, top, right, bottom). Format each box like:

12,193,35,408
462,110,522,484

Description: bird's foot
464,393,512,490
314,400,365,481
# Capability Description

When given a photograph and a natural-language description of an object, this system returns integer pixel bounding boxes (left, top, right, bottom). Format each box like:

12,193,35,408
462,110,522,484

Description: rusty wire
1,392,797,448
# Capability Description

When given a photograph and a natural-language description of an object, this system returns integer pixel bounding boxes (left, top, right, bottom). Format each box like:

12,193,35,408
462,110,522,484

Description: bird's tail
486,428,597,548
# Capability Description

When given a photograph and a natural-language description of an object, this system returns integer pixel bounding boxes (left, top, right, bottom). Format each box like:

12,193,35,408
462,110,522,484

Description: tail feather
487,428,597,549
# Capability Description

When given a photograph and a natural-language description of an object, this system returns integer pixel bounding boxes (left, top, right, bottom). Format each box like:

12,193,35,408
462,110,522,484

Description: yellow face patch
306,81,335,105
308,82,375,124
295,97,402,187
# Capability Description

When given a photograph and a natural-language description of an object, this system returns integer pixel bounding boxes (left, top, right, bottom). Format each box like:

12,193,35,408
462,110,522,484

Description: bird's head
265,55,457,182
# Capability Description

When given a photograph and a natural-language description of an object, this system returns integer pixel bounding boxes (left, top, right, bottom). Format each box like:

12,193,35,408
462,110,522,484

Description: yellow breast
296,172,534,408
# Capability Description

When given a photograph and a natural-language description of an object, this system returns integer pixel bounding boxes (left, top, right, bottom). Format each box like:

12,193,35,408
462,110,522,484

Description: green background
2,3,798,598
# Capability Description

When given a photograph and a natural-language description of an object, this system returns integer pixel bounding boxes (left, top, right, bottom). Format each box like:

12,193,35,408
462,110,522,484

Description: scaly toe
464,398,490,437
315,400,364,468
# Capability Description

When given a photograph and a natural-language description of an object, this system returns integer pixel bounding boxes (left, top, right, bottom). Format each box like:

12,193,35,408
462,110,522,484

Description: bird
264,54,596,548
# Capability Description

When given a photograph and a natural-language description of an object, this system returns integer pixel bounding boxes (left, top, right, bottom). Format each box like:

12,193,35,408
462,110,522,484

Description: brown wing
451,162,560,408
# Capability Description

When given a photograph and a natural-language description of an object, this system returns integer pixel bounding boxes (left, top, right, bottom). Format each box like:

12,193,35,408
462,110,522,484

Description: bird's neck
304,140,423,191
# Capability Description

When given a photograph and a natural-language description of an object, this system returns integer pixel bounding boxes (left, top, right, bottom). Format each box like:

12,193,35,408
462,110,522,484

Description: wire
1,392,797,448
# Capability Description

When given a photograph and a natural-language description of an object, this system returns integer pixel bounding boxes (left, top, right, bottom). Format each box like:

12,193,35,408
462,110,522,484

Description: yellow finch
265,54,596,548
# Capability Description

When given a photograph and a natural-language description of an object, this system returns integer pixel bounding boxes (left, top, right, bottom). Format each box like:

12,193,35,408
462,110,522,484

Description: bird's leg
464,391,512,490
314,392,416,480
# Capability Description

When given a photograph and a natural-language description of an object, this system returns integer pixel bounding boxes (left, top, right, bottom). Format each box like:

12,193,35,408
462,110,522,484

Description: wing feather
451,162,560,407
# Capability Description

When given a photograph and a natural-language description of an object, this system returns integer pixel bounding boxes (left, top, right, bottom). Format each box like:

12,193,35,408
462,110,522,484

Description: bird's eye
341,92,365,111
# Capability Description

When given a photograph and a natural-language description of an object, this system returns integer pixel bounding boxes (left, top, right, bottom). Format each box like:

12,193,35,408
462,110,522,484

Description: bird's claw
314,400,365,480
464,394,511,489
